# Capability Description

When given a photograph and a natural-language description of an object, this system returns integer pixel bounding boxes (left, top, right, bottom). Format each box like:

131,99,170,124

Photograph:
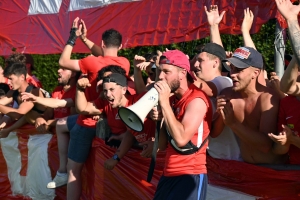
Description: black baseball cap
200,43,228,72
102,73,127,87
223,47,263,71
201,43,226,60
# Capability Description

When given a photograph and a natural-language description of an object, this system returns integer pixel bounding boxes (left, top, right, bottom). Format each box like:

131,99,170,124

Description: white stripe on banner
28,0,63,15
28,0,140,15
69,0,141,11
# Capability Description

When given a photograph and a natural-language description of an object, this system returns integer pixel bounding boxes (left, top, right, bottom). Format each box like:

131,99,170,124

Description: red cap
160,50,196,80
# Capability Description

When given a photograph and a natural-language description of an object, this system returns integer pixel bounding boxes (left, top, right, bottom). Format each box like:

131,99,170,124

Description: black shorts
154,174,207,200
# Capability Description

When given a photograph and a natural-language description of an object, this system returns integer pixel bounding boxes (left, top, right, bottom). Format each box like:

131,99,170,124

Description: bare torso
222,86,286,164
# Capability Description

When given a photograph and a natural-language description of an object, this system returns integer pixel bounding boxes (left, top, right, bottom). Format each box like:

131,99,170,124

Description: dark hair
4,62,27,78
97,65,126,81
24,54,35,70
6,53,26,66
0,89,5,97
102,29,122,48
74,71,82,81
144,53,157,62
0,83,10,94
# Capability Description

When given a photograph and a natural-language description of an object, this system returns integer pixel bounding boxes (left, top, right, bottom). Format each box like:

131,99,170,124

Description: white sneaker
47,174,68,189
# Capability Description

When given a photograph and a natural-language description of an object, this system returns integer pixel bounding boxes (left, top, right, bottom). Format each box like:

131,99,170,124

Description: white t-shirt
207,76,243,161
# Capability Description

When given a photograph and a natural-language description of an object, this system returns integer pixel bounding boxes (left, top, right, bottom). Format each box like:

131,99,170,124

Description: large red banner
0,0,277,55
1,128,300,199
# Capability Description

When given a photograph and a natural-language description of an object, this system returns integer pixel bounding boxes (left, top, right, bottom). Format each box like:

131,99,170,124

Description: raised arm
75,77,102,115
58,17,81,71
133,55,149,93
79,19,104,56
21,92,74,108
155,81,207,147
280,56,300,96
205,5,225,47
241,8,256,49
276,0,300,65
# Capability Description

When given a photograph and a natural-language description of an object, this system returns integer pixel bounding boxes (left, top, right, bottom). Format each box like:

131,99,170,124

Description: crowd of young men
0,1,300,199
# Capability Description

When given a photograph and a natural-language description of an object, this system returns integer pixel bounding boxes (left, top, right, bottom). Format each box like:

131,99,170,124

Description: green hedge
0,19,293,93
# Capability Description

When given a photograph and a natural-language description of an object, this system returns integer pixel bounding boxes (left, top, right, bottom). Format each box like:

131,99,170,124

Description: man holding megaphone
75,72,156,170
152,50,212,200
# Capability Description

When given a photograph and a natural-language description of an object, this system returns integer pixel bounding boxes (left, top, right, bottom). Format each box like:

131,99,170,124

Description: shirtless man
215,47,285,164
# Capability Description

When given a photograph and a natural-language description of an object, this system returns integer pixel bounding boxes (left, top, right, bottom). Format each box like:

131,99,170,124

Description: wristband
76,85,85,92
66,28,78,46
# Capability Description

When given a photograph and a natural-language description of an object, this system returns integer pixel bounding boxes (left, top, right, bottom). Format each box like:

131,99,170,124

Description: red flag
0,0,278,55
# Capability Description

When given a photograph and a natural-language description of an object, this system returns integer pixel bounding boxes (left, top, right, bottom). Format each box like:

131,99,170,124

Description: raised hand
79,19,87,41
154,81,171,106
275,0,300,21
205,5,226,26
21,92,37,102
268,72,281,91
133,55,146,68
77,77,91,90
225,51,233,58
72,17,85,38
134,55,152,72
241,8,254,33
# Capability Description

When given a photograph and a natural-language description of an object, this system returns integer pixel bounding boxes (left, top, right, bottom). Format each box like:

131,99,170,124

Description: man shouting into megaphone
152,50,212,200
75,70,156,170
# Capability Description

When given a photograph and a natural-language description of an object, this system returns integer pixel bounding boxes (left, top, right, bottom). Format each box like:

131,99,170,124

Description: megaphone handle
146,120,161,183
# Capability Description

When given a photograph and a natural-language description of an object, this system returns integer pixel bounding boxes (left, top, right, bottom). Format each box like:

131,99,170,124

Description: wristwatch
113,154,120,162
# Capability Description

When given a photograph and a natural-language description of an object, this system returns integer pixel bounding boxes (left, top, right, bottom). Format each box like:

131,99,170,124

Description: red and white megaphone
118,88,158,132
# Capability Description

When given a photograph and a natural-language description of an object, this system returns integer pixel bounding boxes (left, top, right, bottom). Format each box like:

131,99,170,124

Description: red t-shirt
163,84,212,176
277,96,300,165
26,75,43,88
78,55,130,128
51,85,76,119
93,93,155,142
126,78,136,95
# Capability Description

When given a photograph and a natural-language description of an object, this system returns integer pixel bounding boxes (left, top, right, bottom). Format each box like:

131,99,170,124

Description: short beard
232,78,251,92
169,79,180,93
58,79,69,86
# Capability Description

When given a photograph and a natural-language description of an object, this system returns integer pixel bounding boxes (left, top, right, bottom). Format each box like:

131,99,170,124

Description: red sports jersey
277,96,300,165
51,85,76,119
26,75,43,88
78,55,130,128
94,93,155,142
163,84,212,176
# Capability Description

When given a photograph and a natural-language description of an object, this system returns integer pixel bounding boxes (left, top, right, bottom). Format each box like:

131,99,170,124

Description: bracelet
82,38,88,43
76,85,85,92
